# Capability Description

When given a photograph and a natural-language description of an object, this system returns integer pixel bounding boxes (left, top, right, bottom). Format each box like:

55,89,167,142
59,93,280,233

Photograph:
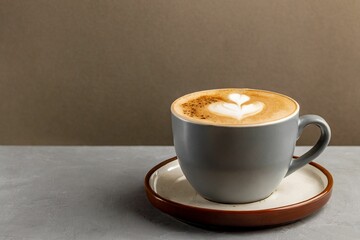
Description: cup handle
285,114,331,177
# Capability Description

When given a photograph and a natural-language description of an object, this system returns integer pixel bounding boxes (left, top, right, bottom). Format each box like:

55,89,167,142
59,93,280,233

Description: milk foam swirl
208,93,264,120
172,88,298,126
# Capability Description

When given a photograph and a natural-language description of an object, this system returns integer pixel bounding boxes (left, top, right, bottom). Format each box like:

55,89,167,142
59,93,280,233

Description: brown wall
1,0,359,145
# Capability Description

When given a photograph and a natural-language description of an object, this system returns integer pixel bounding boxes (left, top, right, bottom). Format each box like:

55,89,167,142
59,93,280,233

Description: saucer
144,157,333,228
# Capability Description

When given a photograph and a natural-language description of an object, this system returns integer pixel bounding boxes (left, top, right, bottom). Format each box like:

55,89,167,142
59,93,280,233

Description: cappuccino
172,89,298,126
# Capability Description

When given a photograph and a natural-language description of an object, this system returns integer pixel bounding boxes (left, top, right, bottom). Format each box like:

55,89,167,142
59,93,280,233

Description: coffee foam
172,89,298,126
208,93,264,120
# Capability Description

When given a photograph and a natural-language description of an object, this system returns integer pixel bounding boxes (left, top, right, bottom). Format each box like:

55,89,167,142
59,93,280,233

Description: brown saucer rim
144,156,333,228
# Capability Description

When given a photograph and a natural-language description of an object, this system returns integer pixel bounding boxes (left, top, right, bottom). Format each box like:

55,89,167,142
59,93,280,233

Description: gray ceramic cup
171,90,331,203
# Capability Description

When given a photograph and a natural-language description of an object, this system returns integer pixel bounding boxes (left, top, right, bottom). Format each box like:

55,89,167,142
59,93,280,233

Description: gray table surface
0,146,358,240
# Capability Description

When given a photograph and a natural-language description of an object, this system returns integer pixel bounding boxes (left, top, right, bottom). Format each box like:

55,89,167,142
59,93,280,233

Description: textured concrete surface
0,146,358,239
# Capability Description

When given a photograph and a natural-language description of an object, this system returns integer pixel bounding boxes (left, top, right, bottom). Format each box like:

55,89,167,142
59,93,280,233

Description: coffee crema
171,89,298,126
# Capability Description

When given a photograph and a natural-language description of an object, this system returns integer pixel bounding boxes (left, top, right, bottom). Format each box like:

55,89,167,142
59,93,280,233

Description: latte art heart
208,93,264,120
172,89,298,126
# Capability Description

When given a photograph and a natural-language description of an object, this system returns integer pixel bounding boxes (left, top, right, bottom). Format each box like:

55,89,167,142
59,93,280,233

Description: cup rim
170,88,300,128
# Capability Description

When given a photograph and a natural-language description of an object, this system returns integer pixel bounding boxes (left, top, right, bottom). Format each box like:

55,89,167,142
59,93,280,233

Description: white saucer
145,157,333,228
